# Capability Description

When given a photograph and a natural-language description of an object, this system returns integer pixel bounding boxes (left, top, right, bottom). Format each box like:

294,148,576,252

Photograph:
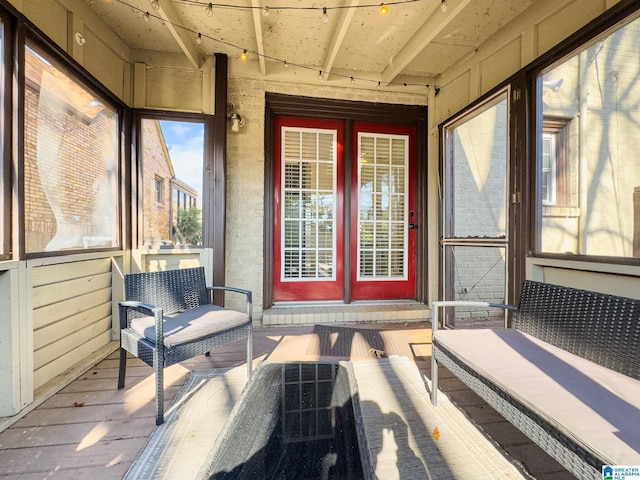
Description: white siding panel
34,317,111,371
537,0,607,56
31,259,114,389
33,272,111,310
33,332,112,390
33,303,111,352
31,258,111,287
21,1,68,50
33,288,112,331
82,27,127,99
145,255,202,272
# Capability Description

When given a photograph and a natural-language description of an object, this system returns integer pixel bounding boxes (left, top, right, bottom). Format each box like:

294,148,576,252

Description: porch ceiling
84,0,537,87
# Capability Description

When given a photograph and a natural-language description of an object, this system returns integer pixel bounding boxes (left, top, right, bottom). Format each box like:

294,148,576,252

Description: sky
159,120,205,208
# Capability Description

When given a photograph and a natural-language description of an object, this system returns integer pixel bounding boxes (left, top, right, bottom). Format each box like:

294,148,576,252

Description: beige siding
31,259,112,390
435,0,613,124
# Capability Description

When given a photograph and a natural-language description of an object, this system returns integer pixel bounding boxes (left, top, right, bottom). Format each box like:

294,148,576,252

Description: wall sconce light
229,112,245,133
75,32,86,46
543,78,563,92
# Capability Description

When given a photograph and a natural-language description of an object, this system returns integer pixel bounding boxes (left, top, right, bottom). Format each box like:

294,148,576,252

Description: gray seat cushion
130,305,249,348
434,328,640,465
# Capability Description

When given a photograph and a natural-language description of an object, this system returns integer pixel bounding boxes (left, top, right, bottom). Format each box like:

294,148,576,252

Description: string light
111,0,435,92
205,2,213,17
262,6,270,16
440,0,447,13
321,7,329,24
150,0,160,11
379,3,389,15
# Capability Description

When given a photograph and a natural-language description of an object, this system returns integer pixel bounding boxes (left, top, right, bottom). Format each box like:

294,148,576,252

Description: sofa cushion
130,304,249,348
434,328,640,465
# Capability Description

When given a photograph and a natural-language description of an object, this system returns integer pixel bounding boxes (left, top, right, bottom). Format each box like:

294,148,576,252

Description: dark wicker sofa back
124,267,210,318
513,280,640,381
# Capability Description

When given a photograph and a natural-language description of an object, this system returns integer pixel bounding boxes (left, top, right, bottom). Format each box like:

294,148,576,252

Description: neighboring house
142,119,199,247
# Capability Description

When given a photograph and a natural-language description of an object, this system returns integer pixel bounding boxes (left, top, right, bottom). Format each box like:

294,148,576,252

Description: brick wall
141,120,173,245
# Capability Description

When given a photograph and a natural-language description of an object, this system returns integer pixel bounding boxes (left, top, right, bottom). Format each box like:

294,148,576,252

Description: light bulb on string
262,6,270,16
377,81,381,90
350,77,355,84
196,33,202,45
379,3,388,16
240,50,248,61
440,0,447,13
322,7,329,24
150,0,160,11
283,60,288,68
318,70,323,80
143,11,150,22
205,3,213,17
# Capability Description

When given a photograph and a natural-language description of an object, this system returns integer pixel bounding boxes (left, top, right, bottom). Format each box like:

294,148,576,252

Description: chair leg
155,361,164,426
246,331,253,379
117,347,127,389
431,353,439,406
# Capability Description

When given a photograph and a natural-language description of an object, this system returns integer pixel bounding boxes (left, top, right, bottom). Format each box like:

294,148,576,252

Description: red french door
273,117,416,302
350,122,417,300
273,116,345,301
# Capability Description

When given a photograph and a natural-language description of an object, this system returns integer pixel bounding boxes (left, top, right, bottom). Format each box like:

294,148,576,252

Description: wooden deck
0,323,574,479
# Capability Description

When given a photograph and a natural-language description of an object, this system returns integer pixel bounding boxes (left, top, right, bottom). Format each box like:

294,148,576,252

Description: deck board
0,323,573,479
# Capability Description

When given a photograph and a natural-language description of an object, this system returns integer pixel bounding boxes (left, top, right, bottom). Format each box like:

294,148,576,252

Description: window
541,133,556,205
141,118,204,247
541,119,571,207
154,176,163,204
24,42,119,254
537,13,640,258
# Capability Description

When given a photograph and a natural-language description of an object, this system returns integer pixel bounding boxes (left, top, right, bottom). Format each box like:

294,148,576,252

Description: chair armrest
207,286,253,319
119,300,163,329
431,300,517,333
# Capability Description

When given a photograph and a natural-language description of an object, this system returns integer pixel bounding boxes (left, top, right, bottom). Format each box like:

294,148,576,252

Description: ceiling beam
153,0,201,70
322,0,360,80
381,0,472,85
251,0,267,75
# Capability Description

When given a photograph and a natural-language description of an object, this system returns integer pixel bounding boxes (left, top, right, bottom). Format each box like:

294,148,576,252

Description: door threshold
262,302,429,326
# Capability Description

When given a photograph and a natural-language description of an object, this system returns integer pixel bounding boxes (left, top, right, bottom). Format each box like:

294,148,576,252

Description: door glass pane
358,133,408,280
24,44,119,253
448,96,508,238
281,128,336,281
